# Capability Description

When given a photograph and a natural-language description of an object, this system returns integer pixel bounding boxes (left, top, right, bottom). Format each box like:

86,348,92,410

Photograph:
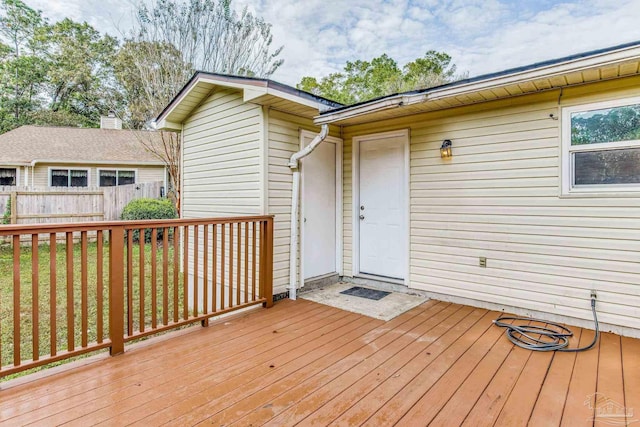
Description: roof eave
155,72,342,128
0,162,30,167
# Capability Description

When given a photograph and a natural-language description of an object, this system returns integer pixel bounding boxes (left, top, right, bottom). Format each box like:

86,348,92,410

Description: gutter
287,124,329,300
29,159,165,166
315,94,426,125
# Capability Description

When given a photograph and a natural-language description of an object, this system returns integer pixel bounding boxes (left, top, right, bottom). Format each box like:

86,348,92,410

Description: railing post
261,217,274,308
109,225,125,355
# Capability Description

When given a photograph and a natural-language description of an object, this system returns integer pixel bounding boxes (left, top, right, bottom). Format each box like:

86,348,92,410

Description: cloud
456,0,640,77
27,0,133,37
23,0,640,86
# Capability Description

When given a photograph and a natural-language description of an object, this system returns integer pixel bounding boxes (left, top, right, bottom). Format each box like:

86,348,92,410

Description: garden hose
493,296,599,352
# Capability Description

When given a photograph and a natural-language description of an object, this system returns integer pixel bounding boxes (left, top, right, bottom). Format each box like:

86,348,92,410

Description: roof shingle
0,126,169,165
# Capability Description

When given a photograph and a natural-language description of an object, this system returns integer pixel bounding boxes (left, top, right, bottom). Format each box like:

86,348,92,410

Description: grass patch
0,237,185,380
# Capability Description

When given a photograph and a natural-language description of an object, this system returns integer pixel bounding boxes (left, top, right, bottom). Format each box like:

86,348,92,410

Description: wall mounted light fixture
440,139,452,159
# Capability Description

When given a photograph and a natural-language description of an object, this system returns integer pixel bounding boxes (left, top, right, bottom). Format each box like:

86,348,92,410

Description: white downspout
287,124,329,300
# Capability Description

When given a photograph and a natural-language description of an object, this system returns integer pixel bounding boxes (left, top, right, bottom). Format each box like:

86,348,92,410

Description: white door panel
303,138,337,279
359,136,405,279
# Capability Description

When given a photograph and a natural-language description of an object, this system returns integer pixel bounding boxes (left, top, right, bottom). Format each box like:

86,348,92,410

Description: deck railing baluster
237,222,241,306
151,228,158,329
49,233,57,356
139,229,145,333
203,225,208,315
193,225,199,318
13,235,21,366
81,231,88,348
183,225,189,320
173,226,179,323
31,234,39,360
126,230,133,337
66,232,74,352
220,223,225,311
162,228,169,326
252,222,256,301
96,230,103,344
229,222,234,309
212,224,217,313
244,222,249,304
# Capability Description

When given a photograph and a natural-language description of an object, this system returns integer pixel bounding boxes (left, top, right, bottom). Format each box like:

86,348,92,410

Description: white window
562,97,640,194
0,168,17,186
98,169,136,187
50,168,89,187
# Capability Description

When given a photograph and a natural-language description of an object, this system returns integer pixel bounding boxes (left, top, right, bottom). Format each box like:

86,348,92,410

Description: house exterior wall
266,109,340,293
341,75,640,336
180,87,264,310
182,88,263,218
29,163,165,188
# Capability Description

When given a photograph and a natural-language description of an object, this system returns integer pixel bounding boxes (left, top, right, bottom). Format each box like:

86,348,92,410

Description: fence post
10,191,17,224
109,225,125,355
261,217,274,308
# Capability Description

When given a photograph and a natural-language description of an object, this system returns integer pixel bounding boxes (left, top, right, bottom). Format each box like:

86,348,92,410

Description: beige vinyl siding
342,75,640,335
182,88,262,218
31,163,165,188
267,109,340,293
181,88,263,310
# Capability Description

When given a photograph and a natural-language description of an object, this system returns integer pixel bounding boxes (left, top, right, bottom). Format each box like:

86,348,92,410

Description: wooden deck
1,298,638,426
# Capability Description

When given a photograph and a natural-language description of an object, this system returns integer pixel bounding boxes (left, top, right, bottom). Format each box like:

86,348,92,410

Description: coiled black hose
493,297,599,352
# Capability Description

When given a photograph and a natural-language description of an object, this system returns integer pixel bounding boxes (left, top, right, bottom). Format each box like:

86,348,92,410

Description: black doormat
340,286,391,301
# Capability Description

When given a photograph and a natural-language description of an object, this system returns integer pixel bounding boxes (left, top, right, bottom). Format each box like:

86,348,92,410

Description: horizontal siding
182,88,262,218
267,110,340,294
31,164,164,188
342,76,640,334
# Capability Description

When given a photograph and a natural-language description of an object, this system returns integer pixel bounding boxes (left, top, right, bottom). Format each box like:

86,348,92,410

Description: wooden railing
0,216,273,378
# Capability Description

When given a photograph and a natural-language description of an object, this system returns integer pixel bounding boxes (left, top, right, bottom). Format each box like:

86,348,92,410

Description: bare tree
115,0,284,213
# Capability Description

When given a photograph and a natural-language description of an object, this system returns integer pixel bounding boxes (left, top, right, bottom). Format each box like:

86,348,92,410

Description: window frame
561,96,640,195
96,168,137,187
0,167,18,186
48,167,90,188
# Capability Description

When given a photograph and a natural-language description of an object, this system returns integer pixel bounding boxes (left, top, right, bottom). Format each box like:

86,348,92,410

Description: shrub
121,198,178,242
2,198,11,225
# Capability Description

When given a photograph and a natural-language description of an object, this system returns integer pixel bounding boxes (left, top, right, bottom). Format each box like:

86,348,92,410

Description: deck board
527,329,581,427
428,320,517,427
0,298,637,427
621,336,640,426
561,328,600,426
260,303,465,427
303,306,481,426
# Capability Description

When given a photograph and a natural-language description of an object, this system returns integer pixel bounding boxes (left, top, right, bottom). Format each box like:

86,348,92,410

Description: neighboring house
0,115,168,189
157,40,640,338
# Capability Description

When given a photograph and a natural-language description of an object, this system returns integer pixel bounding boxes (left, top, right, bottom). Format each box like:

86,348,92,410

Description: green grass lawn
0,236,184,380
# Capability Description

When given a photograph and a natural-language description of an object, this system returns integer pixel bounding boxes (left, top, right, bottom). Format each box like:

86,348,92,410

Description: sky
26,0,640,86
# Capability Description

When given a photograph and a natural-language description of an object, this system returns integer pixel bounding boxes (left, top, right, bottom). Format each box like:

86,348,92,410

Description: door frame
300,129,343,286
352,129,410,284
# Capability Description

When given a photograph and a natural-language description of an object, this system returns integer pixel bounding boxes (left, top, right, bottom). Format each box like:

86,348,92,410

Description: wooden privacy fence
0,216,274,378
0,181,163,225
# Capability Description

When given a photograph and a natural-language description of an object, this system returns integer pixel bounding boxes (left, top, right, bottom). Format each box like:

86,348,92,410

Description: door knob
359,215,365,220
360,205,365,210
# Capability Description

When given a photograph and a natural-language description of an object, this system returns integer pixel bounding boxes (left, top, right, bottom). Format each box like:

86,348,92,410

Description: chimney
100,111,123,130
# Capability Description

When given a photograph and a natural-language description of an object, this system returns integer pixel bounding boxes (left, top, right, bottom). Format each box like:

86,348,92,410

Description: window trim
96,168,138,187
561,96,640,195
48,167,90,188
0,167,18,186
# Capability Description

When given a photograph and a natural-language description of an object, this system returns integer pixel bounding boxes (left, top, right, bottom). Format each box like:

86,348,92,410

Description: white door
358,135,406,279
303,135,337,279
